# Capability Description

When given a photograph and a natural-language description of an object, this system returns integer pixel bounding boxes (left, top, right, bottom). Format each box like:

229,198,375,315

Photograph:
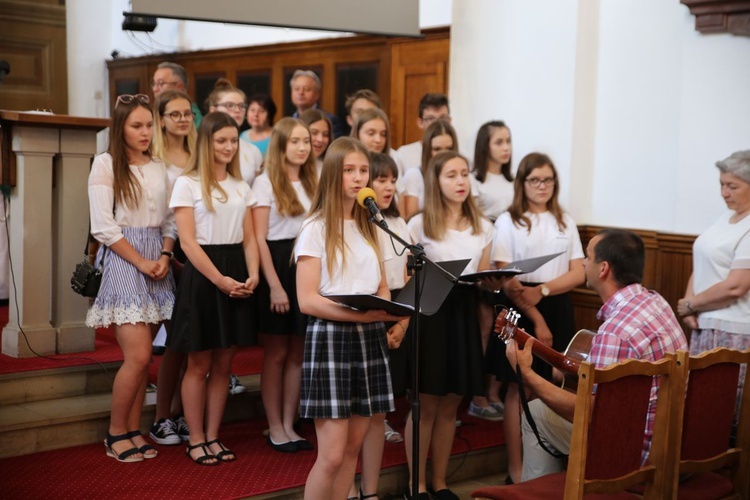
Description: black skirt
167,244,257,352
485,284,576,383
408,284,485,397
255,239,307,336
387,287,409,397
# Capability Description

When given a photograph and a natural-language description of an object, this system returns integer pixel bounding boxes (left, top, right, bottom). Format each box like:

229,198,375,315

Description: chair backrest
667,347,750,499
563,351,686,500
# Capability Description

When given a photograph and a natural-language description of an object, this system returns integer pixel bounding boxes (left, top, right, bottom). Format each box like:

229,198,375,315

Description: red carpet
0,407,504,499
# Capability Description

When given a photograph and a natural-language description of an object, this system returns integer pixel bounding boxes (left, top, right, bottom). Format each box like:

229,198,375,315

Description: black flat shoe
292,438,314,451
266,435,298,453
104,431,143,463
186,442,219,466
127,430,157,458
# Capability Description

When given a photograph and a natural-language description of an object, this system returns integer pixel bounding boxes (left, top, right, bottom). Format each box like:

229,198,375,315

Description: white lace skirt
86,227,175,328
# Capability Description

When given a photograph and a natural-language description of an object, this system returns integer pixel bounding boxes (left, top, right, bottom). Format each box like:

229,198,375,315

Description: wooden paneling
681,0,750,36
570,225,696,337
107,28,450,148
388,33,450,147
0,0,68,114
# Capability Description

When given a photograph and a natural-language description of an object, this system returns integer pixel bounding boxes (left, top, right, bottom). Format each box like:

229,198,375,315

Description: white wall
451,0,750,235
67,0,452,118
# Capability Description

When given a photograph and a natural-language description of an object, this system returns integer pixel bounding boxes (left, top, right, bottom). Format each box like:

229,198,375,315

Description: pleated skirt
300,317,394,419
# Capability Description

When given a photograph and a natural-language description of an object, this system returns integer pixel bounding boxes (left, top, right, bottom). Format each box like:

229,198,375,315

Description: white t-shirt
395,141,422,194
252,173,312,241
166,163,185,190
692,210,750,334
294,217,382,296
379,215,411,291
408,214,494,275
492,211,583,283
239,141,264,187
170,174,257,245
88,153,176,246
402,168,425,211
470,172,514,221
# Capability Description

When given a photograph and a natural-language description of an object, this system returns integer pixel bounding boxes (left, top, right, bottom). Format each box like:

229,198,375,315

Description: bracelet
160,249,174,259
685,298,695,314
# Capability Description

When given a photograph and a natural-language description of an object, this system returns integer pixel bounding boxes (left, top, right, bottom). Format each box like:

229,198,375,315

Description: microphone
356,187,388,228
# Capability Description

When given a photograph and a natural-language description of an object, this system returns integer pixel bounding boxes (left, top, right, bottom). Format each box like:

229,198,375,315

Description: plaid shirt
590,283,688,462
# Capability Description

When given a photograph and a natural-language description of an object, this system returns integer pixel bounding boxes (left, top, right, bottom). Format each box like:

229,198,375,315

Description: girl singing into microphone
295,137,406,499
405,150,494,499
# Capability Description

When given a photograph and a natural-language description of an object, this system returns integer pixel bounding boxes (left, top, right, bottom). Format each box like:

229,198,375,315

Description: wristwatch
540,285,550,297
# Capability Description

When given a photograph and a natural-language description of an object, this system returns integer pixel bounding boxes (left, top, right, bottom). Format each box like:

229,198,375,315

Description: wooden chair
471,352,686,500
665,347,750,500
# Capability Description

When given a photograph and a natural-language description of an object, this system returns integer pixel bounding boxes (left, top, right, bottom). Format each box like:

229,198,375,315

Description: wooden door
388,33,450,148
0,0,68,114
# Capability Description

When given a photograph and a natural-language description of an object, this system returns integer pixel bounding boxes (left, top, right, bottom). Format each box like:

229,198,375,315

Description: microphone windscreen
356,187,378,209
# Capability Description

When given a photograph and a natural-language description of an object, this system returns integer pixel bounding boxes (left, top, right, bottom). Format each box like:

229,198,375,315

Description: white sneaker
228,374,246,395
468,401,504,421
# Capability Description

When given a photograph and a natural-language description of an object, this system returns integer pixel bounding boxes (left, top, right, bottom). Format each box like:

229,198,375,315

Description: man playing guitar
505,228,687,481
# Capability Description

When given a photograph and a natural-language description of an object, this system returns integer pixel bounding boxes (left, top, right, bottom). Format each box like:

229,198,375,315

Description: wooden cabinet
107,27,450,148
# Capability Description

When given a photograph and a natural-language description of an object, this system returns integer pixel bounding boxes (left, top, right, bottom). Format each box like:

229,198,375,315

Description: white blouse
88,153,176,247
470,172,514,221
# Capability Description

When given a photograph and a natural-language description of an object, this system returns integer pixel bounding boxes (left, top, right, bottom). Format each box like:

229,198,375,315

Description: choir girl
206,78,264,185
487,152,585,483
87,93,175,462
347,152,411,500
466,120,515,421
148,89,197,445
252,117,317,452
299,108,332,176
349,107,396,158
167,111,260,465
401,119,459,220
405,150,494,499
295,137,404,499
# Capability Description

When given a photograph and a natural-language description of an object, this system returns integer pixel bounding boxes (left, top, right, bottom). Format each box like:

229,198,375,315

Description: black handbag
70,228,106,298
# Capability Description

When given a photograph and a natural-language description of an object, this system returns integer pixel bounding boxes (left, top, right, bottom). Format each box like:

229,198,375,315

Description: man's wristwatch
540,285,550,297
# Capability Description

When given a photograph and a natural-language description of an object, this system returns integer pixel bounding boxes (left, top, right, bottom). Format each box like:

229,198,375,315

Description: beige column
2,126,58,357
52,129,97,353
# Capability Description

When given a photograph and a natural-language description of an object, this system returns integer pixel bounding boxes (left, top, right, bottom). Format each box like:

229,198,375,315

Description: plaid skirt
86,227,175,328
300,317,394,419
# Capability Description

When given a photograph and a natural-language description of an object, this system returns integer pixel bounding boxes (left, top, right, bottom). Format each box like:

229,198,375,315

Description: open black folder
459,251,565,282
327,258,471,317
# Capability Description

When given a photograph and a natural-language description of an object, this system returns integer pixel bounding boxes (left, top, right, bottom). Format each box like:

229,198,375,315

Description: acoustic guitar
494,308,596,391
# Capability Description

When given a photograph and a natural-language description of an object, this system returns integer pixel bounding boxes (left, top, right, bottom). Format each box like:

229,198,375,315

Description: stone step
0,373,261,458
0,361,122,406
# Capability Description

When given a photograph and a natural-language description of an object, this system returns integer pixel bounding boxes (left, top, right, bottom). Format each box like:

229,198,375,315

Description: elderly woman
678,149,750,413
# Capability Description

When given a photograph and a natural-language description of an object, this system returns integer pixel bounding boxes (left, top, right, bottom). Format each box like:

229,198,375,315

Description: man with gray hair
152,61,203,126
290,69,343,138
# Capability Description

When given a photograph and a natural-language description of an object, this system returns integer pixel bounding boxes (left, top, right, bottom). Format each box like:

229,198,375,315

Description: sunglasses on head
116,94,150,107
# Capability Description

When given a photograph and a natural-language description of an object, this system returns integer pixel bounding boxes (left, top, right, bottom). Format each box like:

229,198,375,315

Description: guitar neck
513,329,581,376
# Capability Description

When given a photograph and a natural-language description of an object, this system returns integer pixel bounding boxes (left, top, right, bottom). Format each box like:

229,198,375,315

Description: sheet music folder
327,259,471,317
460,251,565,282
326,294,414,317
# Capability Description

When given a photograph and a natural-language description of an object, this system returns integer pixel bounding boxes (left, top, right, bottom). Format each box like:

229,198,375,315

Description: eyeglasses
164,111,195,122
525,177,556,188
151,80,179,88
216,102,248,111
422,114,451,125
116,94,150,107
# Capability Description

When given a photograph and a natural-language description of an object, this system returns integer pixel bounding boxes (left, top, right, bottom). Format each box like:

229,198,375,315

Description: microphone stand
366,216,460,500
